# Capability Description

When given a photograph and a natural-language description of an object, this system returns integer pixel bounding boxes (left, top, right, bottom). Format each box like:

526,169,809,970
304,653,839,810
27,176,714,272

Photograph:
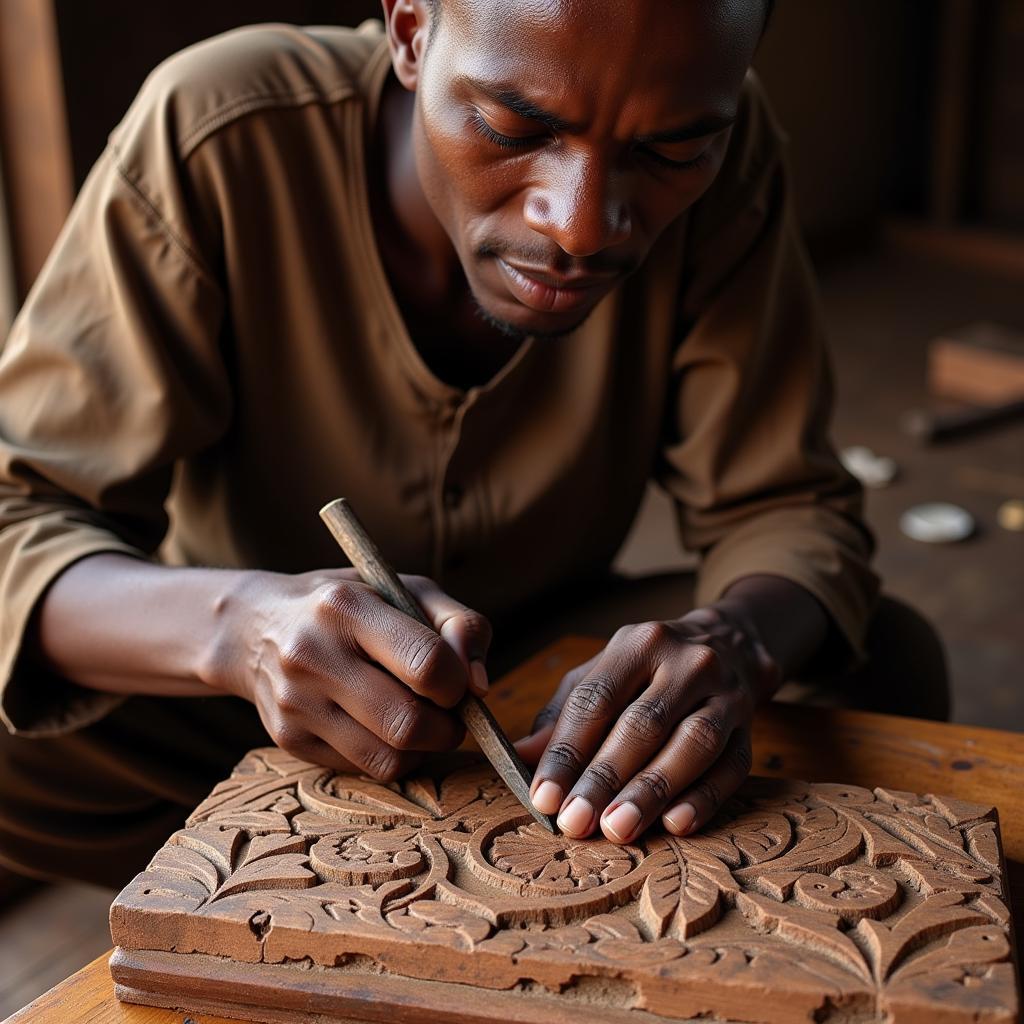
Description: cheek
415,91,513,222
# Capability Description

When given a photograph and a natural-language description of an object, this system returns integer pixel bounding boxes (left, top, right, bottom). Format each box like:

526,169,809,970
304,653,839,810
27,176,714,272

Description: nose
523,149,632,258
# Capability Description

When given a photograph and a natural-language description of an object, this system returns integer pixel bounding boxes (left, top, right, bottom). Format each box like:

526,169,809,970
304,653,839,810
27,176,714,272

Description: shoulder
110,20,387,164
677,70,791,275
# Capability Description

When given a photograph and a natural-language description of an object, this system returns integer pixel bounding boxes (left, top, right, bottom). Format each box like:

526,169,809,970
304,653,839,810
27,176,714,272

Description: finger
555,653,720,831
333,659,465,752
661,728,753,837
403,576,493,696
514,653,600,784
558,646,726,821
523,653,600,741
320,582,470,708
514,724,554,769
313,706,423,782
533,647,652,836
598,697,737,844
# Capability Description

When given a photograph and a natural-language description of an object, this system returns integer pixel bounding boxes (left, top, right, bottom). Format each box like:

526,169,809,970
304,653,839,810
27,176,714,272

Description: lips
496,258,615,314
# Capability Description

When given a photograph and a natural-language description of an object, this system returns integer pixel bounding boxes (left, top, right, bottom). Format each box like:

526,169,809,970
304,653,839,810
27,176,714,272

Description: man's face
409,0,763,338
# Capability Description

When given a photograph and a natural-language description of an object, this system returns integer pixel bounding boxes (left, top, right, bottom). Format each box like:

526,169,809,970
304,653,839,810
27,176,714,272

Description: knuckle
610,623,637,645
277,636,313,675
272,720,310,755
694,776,723,811
382,701,420,751
566,675,619,721
543,741,586,775
580,759,622,795
532,703,561,731
619,696,672,745
630,620,670,653
362,745,402,782
316,581,362,624
459,609,493,647
731,737,753,776
404,631,445,687
688,644,720,679
632,767,674,804
274,682,306,716
683,713,728,759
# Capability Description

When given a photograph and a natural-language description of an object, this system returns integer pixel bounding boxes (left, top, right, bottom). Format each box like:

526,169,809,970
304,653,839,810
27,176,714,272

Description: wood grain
9,636,1024,1024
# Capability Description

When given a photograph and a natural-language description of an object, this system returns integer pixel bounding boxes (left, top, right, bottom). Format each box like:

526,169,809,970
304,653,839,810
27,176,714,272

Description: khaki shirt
0,21,877,736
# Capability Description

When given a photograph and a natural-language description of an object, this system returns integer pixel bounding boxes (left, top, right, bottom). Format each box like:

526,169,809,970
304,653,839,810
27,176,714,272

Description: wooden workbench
6,635,1023,1024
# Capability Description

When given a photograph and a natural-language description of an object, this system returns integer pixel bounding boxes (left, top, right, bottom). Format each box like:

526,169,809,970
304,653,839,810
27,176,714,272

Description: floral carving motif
488,823,636,894
111,749,1019,1024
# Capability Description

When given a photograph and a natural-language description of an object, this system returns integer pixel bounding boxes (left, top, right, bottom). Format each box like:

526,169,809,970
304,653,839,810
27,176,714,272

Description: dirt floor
2,242,1022,1018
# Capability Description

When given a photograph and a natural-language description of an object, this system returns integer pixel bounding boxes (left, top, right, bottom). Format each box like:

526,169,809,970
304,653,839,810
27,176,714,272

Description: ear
381,0,432,91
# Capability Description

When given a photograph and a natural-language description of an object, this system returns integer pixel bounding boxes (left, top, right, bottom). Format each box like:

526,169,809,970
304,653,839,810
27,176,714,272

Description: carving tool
320,497,557,833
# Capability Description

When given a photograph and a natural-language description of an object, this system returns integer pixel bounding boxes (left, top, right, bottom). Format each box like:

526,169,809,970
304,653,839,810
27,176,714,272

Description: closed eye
470,111,544,151
639,145,713,171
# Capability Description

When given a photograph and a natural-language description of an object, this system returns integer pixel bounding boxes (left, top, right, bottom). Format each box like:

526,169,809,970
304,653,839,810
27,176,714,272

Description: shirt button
444,483,464,509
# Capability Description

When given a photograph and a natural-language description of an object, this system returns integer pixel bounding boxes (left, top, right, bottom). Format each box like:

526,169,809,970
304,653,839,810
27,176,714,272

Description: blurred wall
54,0,379,189
53,0,938,250
753,0,935,245
2,0,1019,304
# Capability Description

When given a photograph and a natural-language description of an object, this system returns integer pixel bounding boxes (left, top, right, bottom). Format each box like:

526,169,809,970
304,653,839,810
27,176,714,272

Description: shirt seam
109,152,216,284
177,84,356,158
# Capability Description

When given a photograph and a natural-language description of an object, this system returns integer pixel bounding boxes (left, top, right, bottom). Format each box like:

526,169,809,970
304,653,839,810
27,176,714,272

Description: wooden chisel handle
319,498,557,833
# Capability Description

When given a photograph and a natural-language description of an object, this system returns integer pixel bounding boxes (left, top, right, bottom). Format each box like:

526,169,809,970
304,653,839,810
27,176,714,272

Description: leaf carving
639,838,738,940
210,853,317,901
853,890,990,983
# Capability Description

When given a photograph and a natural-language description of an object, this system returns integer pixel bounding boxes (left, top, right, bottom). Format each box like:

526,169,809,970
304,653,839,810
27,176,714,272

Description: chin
472,293,599,342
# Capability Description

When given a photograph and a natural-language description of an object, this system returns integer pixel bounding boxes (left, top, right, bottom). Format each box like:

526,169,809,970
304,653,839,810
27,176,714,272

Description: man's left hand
515,608,780,844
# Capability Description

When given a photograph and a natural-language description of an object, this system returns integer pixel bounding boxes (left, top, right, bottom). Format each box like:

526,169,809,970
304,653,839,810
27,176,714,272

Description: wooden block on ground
928,321,1024,405
109,747,1020,1024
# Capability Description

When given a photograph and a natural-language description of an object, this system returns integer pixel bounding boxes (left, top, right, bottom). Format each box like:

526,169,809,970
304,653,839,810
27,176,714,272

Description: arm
31,552,489,779
517,73,877,844
1,62,488,768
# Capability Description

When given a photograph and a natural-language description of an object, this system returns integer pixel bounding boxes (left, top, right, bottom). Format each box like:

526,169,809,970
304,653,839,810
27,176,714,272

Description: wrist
198,568,264,698
678,602,781,704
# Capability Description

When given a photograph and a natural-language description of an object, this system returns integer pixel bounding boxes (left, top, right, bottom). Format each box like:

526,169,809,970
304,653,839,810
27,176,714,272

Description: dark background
48,0,1024,243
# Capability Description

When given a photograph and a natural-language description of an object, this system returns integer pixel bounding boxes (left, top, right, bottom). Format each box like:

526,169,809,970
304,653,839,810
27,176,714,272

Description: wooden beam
0,0,73,302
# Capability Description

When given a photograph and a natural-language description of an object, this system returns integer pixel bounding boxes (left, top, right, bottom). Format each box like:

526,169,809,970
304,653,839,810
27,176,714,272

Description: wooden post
0,0,73,303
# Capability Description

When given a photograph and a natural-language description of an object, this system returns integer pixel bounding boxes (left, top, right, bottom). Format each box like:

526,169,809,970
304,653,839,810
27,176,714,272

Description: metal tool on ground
902,397,1024,445
320,497,557,834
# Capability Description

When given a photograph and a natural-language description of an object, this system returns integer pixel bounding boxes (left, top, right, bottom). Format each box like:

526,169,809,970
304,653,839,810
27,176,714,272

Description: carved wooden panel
110,747,1019,1024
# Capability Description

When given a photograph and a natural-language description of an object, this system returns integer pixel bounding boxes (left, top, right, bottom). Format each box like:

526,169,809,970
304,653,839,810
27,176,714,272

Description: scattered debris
899,502,975,544
840,446,898,488
996,499,1024,532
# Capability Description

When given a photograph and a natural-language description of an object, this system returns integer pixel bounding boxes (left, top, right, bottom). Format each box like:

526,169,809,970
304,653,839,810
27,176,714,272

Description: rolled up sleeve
0,121,227,735
656,73,879,664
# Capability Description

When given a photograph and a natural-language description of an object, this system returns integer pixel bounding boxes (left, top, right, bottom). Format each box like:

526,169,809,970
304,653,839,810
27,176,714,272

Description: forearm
30,552,243,697
710,573,829,693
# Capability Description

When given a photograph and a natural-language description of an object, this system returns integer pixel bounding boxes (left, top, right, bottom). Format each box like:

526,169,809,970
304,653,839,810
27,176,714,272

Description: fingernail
603,802,642,843
556,796,594,837
531,779,562,815
470,660,489,695
663,801,696,835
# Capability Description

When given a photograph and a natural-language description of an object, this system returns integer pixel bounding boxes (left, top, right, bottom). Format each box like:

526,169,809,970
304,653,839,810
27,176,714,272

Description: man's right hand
206,568,492,780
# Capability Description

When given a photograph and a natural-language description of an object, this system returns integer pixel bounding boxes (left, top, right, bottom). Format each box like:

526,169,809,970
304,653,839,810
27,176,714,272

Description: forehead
435,0,762,125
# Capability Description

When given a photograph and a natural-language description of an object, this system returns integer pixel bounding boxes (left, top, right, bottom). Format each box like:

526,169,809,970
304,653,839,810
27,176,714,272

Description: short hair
426,1,777,35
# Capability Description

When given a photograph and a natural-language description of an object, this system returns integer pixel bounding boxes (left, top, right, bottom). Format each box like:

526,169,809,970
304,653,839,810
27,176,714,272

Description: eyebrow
463,78,736,143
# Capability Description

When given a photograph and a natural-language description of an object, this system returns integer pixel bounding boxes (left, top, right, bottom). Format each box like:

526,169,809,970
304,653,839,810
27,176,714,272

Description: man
0,0,914,888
